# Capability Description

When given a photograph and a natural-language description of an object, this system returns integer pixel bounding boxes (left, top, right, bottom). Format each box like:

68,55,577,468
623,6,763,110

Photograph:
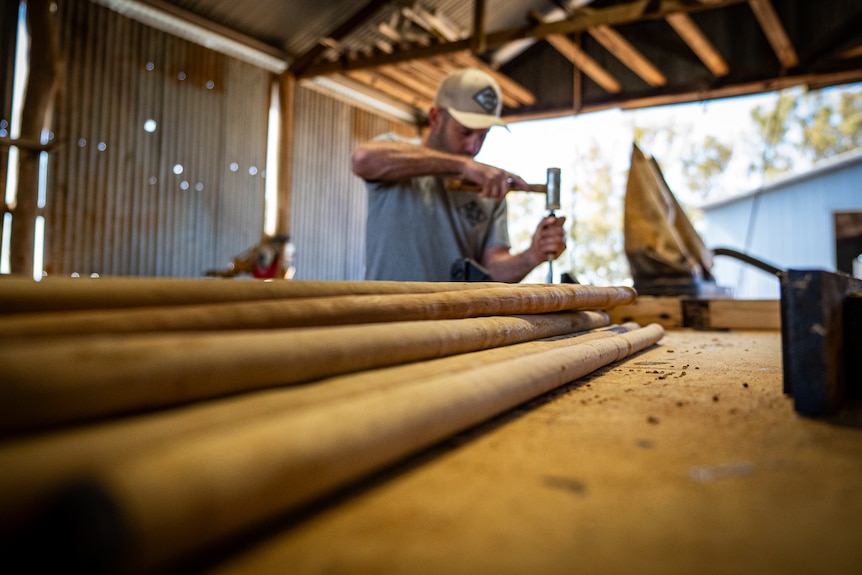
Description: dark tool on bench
781,269,862,417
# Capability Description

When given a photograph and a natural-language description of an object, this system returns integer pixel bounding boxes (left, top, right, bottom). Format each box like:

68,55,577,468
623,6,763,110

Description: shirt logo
473,87,498,114
458,200,488,227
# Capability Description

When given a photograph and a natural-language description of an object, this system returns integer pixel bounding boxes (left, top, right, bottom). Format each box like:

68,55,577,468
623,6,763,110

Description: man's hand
530,216,567,261
461,162,529,200
480,215,567,283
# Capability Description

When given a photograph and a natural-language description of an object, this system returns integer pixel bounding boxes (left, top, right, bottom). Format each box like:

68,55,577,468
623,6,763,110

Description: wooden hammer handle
445,177,548,194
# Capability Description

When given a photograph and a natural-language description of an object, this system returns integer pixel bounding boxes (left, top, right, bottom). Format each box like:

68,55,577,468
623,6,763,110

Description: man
351,68,566,282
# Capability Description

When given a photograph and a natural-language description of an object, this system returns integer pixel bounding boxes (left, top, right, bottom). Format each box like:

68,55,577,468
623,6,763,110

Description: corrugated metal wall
291,87,415,280
46,0,271,277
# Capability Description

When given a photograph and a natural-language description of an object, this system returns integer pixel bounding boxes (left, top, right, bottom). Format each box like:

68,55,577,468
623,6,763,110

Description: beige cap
434,69,507,130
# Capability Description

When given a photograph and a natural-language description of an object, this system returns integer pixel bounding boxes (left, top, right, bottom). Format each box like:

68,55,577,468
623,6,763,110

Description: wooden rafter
375,64,438,100
665,12,729,77
299,0,745,78
345,69,434,109
545,33,621,93
290,0,391,75
589,24,666,87
472,0,487,55
747,0,799,69
529,9,621,94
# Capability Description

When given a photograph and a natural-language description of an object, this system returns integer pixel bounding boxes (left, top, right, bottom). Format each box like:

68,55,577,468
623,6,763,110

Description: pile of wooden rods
0,277,663,574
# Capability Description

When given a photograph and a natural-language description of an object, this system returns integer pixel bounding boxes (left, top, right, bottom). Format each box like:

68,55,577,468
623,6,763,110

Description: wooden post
8,0,63,276
471,0,487,55
276,72,295,238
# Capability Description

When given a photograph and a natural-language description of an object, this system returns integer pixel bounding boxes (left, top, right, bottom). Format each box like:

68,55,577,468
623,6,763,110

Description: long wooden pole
0,284,636,337
0,311,611,432
0,323,639,533
18,324,663,574
0,278,503,315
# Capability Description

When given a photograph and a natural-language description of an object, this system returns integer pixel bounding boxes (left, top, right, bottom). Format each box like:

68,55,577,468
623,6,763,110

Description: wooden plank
530,8,621,94
544,33,622,93
707,299,780,330
747,0,799,69
666,12,729,76
374,64,439,100
503,68,862,122
608,296,780,330
607,296,684,328
589,24,667,87
471,0,487,55
345,69,434,109
289,0,391,75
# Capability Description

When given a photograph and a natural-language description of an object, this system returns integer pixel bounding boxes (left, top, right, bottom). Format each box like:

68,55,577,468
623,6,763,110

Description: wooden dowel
0,323,640,533
0,277,503,315
0,284,636,337
0,311,611,433
19,324,663,573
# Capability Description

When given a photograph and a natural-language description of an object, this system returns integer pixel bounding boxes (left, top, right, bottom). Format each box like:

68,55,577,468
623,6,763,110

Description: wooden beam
413,5,462,42
545,33,621,93
840,45,862,59
472,0,487,55
10,0,63,277
374,64,439,100
747,0,799,69
529,10,621,94
608,296,780,330
344,69,434,109
290,0,391,75
501,68,862,123
589,24,667,87
533,0,746,38
665,12,729,77
276,73,295,238
298,0,746,78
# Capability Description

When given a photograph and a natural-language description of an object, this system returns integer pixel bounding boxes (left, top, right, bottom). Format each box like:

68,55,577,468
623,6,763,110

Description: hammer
444,170,555,195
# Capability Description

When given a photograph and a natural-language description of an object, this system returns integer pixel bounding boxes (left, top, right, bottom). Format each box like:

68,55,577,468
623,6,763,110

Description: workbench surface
199,329,862,575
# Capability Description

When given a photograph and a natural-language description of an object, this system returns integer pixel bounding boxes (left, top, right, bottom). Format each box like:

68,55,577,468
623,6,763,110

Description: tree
679,134,733,202
748,84,862,179
563,143,629,286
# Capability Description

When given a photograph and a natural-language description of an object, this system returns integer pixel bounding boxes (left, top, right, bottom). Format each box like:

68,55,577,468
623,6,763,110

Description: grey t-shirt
364,135,510,281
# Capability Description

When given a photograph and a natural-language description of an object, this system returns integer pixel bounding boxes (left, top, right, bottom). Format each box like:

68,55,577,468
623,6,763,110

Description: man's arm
351,139,467,181
481,216,567,283
351,139,528,200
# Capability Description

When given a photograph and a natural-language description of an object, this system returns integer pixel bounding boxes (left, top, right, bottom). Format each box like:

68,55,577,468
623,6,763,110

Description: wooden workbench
194,329,862,575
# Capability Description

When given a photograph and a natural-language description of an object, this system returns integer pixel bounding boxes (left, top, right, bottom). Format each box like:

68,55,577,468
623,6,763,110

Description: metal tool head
546,167,561,211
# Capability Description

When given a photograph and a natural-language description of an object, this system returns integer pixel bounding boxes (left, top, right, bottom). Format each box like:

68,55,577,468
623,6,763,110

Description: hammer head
546,167,561,211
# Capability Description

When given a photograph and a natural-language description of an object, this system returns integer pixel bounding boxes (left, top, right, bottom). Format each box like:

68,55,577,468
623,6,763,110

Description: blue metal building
700,148,862,299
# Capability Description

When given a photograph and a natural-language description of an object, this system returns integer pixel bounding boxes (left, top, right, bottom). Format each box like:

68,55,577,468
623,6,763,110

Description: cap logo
472,86,498,114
